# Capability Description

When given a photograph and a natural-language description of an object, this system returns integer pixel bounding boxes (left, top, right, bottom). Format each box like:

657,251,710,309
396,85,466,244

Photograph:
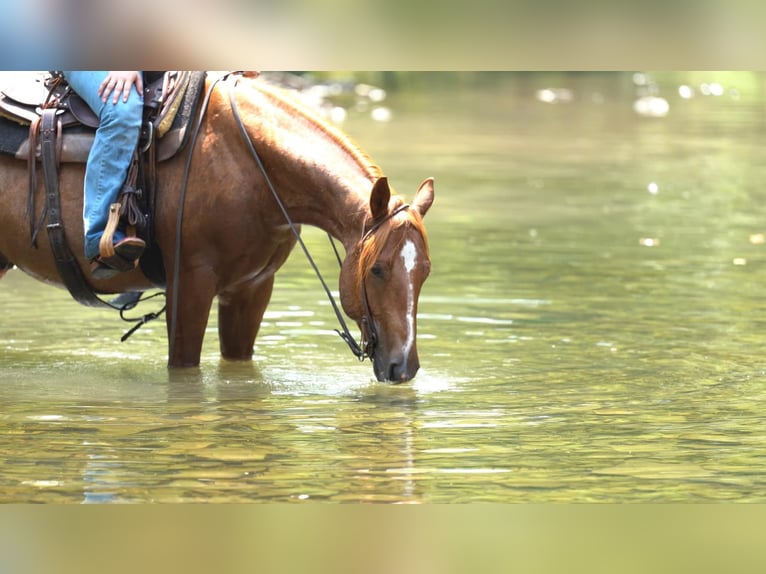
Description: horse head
340,176,434,382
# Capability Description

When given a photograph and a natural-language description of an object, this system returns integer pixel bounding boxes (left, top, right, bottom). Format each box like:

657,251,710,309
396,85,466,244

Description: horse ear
413,177,434,217
369,177,391,221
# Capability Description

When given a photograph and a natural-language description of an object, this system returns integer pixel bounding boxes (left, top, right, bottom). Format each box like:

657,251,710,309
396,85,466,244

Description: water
2,72,766,502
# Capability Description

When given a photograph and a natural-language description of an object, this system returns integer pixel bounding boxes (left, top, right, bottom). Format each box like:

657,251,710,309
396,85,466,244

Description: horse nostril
387,361,411,383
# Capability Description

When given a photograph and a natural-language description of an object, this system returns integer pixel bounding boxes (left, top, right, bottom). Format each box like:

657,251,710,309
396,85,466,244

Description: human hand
98,71,144,104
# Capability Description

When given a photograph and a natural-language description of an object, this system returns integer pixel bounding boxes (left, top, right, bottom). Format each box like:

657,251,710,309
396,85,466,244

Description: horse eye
370,263,385,278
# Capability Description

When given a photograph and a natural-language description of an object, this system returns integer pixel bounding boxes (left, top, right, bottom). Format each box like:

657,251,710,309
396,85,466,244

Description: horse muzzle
373,352,420,383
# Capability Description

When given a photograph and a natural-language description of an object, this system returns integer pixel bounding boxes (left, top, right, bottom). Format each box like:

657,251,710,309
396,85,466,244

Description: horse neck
271,163,373,249
234,79,379,249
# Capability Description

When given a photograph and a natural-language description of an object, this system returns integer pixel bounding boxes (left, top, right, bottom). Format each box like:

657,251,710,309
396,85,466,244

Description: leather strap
40,108,108,308
27,115,44,246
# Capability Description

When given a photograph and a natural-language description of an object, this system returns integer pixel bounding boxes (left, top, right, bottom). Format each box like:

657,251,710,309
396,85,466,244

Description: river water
1,72,765,502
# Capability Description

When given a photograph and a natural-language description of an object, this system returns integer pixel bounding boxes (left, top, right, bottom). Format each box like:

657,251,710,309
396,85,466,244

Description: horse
0,72,434,382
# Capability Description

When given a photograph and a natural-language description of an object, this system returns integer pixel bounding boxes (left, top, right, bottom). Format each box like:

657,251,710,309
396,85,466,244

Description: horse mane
356,199,430,293
248,77,429,289
254,78,384,182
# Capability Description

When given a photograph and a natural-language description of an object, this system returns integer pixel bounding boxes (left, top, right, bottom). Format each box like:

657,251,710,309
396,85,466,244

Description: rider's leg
63,71,144,261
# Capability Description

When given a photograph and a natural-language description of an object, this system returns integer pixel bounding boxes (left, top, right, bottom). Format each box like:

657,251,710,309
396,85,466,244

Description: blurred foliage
3,0,766,69
298,71,766,99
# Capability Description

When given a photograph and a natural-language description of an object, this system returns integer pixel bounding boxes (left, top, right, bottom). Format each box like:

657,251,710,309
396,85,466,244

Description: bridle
355,202,411,360
222,74,409,362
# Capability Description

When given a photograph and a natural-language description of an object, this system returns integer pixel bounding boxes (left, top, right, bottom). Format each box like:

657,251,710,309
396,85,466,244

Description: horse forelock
355,207,430,294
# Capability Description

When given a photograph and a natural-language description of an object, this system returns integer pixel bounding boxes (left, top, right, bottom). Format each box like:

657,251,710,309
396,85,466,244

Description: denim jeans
63,71,143,259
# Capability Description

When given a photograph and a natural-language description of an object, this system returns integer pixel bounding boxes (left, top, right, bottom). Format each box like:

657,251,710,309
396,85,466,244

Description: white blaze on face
400,239,418,356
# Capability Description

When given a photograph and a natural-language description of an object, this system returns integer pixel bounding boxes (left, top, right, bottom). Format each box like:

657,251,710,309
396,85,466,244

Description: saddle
0,71,205,307
0,71,193,162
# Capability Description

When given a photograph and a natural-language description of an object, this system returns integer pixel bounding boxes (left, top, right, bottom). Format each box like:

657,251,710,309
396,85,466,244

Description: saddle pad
0,71,206,163
155,71,206,161
0,114,38,157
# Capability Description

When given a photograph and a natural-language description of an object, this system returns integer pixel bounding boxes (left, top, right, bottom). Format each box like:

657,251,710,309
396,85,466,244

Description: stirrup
90,236,146,280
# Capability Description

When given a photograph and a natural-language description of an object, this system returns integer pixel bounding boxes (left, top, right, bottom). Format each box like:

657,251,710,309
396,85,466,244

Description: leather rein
225,74,408,362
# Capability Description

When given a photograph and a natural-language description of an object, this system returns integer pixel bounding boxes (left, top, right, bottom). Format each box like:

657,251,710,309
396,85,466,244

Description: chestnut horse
0,72,434,382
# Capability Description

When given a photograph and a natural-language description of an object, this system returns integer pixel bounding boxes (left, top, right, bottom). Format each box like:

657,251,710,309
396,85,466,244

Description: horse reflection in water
0,73,434,382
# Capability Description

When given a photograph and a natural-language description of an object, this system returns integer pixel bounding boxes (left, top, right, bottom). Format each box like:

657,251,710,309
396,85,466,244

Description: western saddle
0,71,199,306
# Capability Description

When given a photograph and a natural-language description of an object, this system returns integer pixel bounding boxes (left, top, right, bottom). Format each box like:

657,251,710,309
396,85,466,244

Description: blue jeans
63,71,143,259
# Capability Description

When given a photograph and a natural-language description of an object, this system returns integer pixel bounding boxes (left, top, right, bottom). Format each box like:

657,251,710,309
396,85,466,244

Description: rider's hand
98,71,144,104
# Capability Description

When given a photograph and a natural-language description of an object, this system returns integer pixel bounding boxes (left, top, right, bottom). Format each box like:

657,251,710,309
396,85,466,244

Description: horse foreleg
217,276,275,361
165,273,216,368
